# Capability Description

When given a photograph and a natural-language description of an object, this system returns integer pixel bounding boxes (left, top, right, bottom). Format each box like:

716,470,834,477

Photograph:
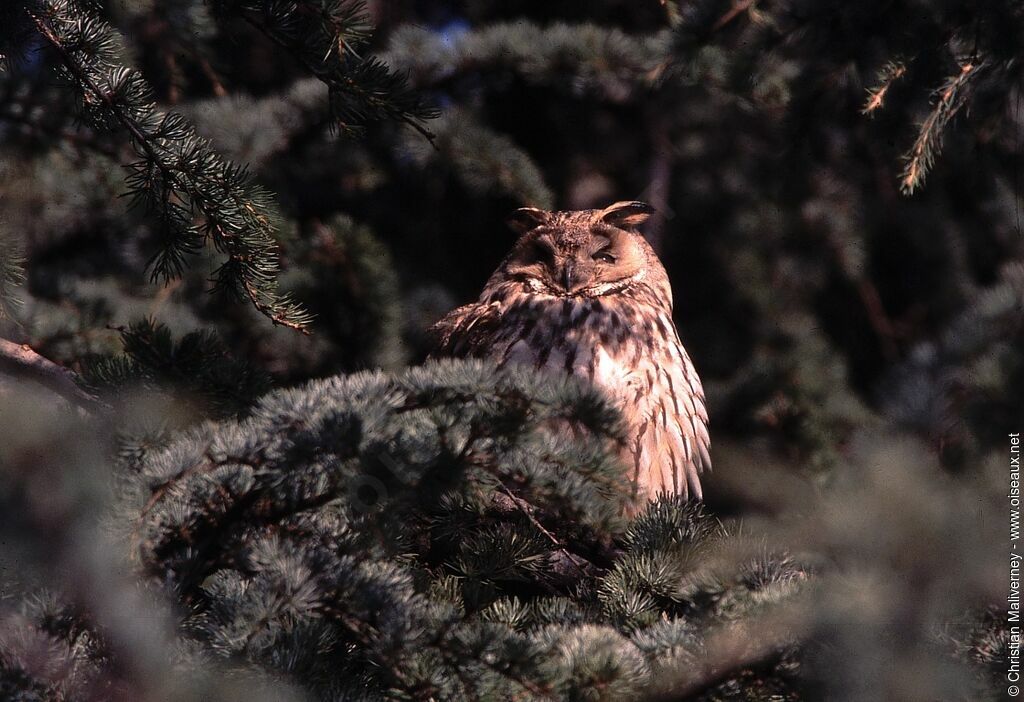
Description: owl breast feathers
430,201,710,508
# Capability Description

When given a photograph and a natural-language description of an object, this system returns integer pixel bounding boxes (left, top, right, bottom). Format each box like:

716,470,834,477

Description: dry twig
0,337,108,413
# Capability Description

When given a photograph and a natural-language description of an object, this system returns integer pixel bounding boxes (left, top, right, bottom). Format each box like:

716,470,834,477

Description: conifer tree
0,2,1019,700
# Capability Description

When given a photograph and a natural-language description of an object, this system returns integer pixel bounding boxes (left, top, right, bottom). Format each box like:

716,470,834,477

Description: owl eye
531,240,556,265
593,248,616,264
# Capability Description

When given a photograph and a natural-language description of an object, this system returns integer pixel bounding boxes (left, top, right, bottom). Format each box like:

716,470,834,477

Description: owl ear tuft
599,201,654,228
506,207,551,234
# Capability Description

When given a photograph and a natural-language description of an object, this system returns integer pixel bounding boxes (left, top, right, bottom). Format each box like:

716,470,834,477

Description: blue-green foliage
100,360,805,699
0,1,1018,700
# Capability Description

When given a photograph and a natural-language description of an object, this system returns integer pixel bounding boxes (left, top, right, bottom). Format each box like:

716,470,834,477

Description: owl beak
561,261,574,291
560,260,586,293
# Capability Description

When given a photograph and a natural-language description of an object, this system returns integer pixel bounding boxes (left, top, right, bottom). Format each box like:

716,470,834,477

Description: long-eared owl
430,201,710,507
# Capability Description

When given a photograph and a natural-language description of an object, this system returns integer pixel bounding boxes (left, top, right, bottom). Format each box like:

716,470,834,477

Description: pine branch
649,607,808,700
81,319,271,418
900,60,987,194
862,59,909,115
496,485,592,580
385,22,670,100
25,0,312,331
399,108,553,208
213,0,437,140
0,337,108,413
182,79,331,170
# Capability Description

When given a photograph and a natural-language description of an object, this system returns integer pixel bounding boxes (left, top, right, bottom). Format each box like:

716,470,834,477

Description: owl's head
499,201,657,297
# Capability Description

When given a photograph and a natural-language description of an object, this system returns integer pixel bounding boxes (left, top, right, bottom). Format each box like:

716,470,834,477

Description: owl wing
673,346,711,498
428,301,504,358
630,343,711,502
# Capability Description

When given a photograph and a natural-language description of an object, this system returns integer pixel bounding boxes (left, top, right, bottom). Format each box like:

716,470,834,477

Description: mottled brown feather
428,202,710,512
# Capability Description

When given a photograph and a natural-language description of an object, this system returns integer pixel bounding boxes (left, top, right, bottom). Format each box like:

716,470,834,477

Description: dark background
0,1,1021,699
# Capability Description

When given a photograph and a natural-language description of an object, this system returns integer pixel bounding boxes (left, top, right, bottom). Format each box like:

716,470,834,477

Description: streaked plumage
430,201,710,508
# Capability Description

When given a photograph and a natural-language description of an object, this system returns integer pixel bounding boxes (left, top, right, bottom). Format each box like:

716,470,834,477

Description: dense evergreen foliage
1,1,1020,700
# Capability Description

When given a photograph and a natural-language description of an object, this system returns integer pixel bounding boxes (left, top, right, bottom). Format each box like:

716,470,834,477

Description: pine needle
900,60,986,194
862,60,908,115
